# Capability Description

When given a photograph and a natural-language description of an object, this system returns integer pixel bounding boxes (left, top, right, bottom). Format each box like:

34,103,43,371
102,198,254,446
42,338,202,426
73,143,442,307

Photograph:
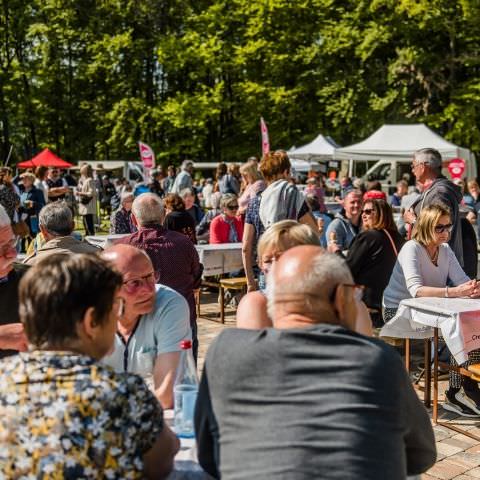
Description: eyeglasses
227,205,239,211
361,208,373,215
113,297,126,318
0,236,18,256
434,223,453,234
342,284,365,302
122,272,156,293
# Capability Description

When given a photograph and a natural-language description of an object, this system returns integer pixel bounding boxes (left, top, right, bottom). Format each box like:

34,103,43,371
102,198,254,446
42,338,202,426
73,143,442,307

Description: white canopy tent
289,134,339,173
334,124,474,163
289,134,339,161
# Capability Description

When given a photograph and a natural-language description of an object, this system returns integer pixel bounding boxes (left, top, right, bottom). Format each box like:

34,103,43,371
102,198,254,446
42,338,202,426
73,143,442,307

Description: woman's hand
452,280,480,298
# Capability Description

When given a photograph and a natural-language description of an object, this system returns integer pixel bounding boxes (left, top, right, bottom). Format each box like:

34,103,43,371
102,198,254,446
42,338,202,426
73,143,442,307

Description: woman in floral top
0,253,179,478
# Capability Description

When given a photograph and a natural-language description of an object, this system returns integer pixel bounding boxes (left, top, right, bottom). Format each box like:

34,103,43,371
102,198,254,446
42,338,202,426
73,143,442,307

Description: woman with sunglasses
346,199,404,326
383,204,480,417
209,193,244,244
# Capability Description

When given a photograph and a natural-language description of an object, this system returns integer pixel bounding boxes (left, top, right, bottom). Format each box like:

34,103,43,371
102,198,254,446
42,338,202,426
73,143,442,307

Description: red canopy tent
17,148,73,169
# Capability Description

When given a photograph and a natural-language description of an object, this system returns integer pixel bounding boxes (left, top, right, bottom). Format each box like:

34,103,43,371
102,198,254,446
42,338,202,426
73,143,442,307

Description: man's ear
81,307,98,340
333,285,356,331
131,213,138,227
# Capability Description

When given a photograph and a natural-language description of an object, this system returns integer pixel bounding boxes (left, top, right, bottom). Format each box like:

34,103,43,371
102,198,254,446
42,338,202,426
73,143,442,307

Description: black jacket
346,229,405,310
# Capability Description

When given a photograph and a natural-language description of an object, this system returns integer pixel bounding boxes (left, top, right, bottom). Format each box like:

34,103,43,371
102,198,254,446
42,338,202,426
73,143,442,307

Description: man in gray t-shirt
195,247,436,479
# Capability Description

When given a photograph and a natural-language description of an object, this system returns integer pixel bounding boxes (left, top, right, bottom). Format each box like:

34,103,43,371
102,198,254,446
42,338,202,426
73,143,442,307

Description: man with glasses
209,194,244,244
0,205,28,356
45,167,69,202
196,246,436,479
102,244,191,409
118,193,203,361
405,148,464,266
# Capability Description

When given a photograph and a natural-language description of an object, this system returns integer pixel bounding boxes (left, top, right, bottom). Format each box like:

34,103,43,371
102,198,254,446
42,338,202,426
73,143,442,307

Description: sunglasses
328,283,365,303
434,223,453,234
361,208,373,215
227,204,239,210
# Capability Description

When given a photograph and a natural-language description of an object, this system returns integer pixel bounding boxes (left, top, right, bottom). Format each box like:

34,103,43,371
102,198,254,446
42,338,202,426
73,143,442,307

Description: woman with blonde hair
238,160,265,215
77,164,96,235
237,220,320,329
383,204,480,417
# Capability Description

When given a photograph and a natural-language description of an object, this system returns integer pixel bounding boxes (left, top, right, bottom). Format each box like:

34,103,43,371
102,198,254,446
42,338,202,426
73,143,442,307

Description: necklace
426,246,439,265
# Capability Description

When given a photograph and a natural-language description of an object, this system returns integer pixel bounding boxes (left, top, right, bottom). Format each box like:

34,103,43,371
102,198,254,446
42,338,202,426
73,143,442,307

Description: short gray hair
220,193,237,208
131,193,164,225
266,252,353,318
179,188,194,199
0,204,10,228
39,202,73,236
414,148,442,172
120,191,134,206
181,160,194,171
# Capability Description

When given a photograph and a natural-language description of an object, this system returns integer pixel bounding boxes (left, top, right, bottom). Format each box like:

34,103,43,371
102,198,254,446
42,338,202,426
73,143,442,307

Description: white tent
289,134,339,161
334,124,474,162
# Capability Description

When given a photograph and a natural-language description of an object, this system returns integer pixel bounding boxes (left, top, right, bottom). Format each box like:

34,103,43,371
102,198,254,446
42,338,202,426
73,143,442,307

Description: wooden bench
219,277,248,324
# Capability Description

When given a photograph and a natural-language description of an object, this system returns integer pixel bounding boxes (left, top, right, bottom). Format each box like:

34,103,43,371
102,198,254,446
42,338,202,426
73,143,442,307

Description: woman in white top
383,204,480,417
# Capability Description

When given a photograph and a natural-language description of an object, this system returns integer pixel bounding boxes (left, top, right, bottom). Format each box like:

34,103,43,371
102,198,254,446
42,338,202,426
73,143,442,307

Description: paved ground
196,291,480,480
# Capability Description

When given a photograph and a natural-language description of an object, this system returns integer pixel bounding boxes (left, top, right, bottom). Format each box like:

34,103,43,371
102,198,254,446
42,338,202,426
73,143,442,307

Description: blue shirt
102,284,191,376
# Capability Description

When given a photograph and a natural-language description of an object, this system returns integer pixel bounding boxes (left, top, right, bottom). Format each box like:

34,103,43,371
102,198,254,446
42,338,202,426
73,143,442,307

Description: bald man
196,246,436,480
102,244,191,409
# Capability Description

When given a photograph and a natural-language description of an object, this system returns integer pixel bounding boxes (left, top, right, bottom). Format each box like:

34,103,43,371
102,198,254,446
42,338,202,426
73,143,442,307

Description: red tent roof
17,148,73,169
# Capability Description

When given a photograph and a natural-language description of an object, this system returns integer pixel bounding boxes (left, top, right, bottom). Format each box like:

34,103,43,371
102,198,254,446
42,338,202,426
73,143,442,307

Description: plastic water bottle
173,340,198,438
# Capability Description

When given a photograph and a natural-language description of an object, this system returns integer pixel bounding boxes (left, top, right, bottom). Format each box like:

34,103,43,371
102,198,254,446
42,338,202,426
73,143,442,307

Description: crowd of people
2,146,480,477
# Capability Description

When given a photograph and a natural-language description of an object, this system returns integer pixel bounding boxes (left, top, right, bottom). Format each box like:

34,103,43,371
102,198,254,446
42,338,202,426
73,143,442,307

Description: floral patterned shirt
0,351,163,479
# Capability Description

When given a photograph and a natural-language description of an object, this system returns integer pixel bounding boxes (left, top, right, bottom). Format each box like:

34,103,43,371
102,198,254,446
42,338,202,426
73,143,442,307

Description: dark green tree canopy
1,0,480,165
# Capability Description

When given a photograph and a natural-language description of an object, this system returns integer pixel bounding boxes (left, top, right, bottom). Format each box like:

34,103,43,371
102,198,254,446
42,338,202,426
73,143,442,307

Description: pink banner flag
138,141,155,169
260,117,270,155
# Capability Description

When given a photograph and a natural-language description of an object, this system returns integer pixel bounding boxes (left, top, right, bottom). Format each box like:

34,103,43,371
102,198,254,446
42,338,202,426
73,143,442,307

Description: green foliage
1,0,480,165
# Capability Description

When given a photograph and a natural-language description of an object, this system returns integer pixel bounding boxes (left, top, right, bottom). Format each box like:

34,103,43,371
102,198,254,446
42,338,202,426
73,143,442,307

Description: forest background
1,0,480,165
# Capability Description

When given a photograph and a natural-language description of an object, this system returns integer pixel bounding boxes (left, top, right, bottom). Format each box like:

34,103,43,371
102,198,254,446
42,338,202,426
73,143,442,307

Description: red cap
180,340,192,350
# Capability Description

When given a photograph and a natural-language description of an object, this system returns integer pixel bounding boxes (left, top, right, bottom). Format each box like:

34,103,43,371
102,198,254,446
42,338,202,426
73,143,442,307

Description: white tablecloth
195,243,243,276
380,297,480,364
85,235,243,276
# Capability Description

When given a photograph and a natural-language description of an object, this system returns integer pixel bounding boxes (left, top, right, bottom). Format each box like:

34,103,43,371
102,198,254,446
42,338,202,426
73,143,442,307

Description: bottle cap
180,340,192,350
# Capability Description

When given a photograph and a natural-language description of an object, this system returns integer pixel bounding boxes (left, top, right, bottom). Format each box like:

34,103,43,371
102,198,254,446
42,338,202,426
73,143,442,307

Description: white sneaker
455,388,480,415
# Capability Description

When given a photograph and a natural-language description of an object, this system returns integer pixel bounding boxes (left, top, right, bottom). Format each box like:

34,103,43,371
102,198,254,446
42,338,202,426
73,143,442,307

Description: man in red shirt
119,193,203,360
209,194,244,244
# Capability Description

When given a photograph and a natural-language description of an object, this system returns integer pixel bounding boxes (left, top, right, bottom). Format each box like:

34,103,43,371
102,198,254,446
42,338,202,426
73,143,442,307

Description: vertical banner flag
260,117,270,156
138,141,155,169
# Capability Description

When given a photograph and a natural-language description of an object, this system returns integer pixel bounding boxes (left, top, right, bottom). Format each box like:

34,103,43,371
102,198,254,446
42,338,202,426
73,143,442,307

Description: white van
362,158,478,194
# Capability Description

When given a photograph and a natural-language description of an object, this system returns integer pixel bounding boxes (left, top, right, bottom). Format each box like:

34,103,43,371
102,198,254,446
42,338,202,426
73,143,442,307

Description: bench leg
220,286,225,324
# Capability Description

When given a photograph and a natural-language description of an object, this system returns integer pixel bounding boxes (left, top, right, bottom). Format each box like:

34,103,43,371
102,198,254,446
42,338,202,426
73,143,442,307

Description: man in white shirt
102,244,191,408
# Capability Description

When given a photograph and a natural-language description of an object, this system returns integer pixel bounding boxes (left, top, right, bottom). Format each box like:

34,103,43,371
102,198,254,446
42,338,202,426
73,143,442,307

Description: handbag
80,195,92,205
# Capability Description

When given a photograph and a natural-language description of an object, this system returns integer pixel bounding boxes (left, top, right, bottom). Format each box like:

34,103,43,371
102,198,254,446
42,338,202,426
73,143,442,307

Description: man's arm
0,324,28,351
190,244,203,289
152,351,180,409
